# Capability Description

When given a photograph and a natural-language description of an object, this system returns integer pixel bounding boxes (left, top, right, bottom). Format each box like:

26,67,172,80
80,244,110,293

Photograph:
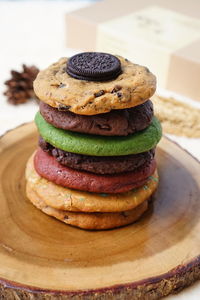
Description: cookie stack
26,52,162,230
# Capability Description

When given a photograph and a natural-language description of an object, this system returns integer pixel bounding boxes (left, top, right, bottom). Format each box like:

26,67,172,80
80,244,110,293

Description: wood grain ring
0,122,199,299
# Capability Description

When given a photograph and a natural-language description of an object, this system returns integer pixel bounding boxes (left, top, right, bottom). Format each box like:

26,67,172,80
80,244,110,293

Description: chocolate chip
58,104,71,111
121,211,130,217
145,67,150,73
117,92,123,98
111,85,122,93
94,90,105,97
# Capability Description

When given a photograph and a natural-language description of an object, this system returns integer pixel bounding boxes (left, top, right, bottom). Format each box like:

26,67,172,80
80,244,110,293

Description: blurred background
0,0,92,134
0,0,200,298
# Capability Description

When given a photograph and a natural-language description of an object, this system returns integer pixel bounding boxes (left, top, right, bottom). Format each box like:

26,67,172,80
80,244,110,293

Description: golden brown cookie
33,56,156,115
26,153,158,213
26,185,148,230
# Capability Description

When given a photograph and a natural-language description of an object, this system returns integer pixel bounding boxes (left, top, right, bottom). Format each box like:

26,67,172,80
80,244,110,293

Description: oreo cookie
66,52,122,81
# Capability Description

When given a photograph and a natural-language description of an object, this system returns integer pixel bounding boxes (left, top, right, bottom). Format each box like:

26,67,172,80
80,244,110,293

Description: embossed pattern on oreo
66,52,122,81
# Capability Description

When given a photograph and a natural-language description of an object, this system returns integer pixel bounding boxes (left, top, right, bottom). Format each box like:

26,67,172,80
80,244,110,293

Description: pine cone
4,64,39,105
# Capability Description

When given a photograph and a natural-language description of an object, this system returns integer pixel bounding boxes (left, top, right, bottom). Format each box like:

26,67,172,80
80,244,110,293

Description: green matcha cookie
35,112,162,156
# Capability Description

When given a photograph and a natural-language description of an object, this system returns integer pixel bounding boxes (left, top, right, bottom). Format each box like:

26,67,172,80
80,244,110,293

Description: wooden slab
0,123,199,299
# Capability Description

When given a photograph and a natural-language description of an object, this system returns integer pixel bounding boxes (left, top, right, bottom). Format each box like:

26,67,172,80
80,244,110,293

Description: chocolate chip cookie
34,55,156,115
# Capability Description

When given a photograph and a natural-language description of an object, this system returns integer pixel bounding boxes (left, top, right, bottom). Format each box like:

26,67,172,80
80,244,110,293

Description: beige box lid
66,0,200,50
66,0,200,101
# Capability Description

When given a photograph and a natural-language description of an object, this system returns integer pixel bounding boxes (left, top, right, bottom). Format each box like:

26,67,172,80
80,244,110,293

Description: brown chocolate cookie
34,148,156,194
39,100,153,136
39,137,155,175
